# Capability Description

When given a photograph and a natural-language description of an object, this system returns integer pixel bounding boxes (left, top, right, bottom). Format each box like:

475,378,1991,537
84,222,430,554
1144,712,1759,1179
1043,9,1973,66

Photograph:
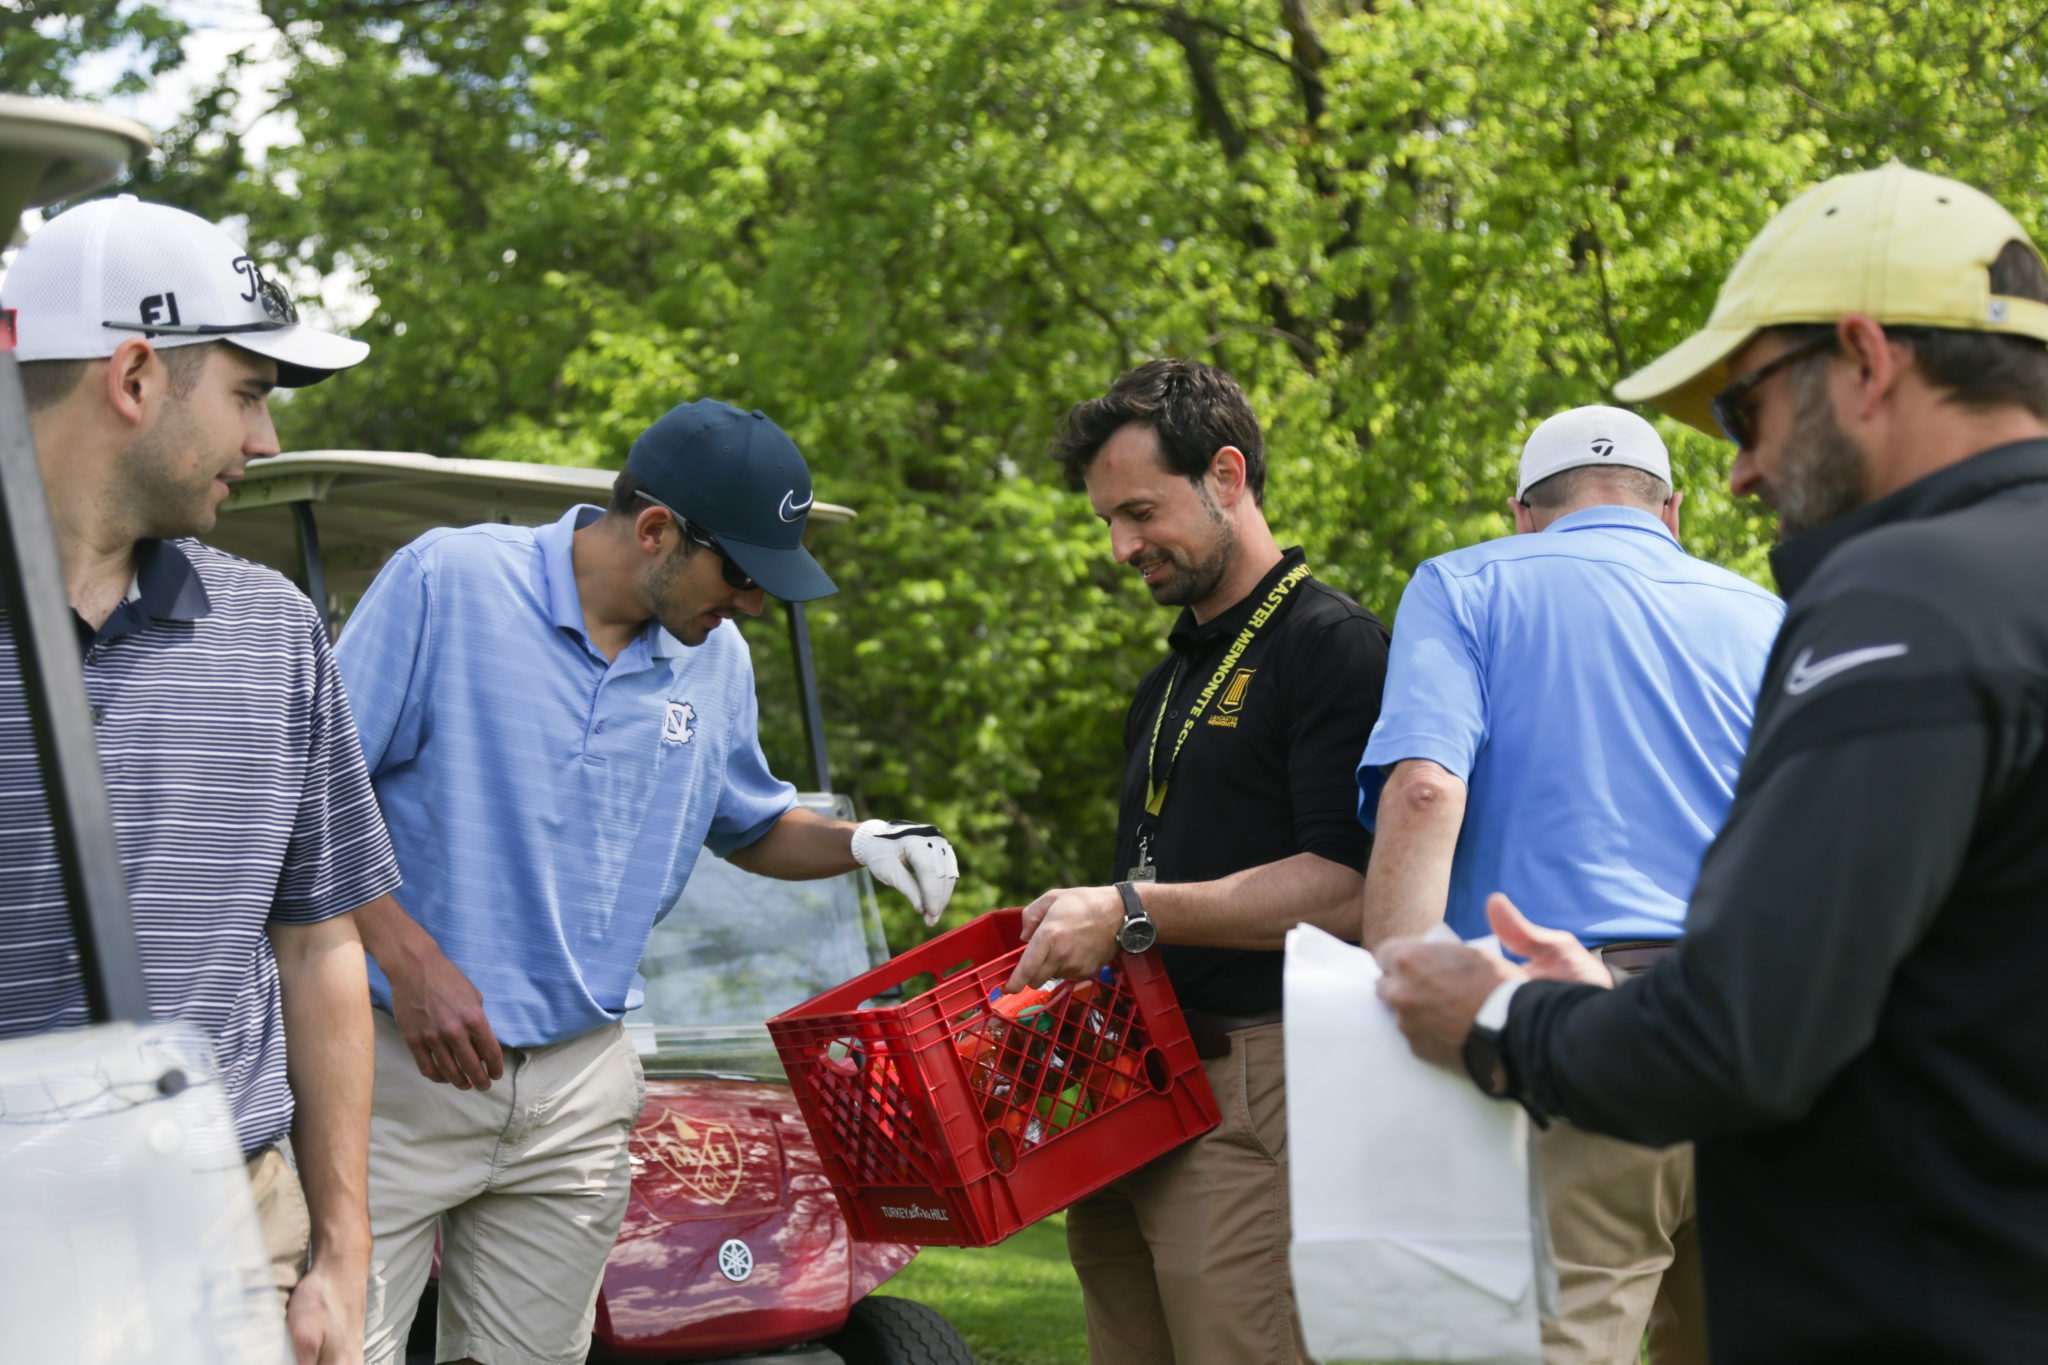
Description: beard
1136,505,1236,609
113,398,215,539
1768,365,1873,539
645,540,709,644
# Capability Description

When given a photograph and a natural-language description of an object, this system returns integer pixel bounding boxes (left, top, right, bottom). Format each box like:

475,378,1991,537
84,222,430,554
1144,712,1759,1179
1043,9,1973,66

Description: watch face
1118,918,1158,954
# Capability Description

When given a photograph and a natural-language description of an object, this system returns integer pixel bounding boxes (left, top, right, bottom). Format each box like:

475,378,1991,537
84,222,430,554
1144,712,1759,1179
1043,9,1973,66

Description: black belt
1594,939,1676,979
1182,1008,1283,1060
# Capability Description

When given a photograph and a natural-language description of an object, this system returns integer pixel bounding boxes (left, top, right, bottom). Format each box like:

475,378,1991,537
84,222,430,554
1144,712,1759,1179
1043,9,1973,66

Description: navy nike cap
626,399,837,602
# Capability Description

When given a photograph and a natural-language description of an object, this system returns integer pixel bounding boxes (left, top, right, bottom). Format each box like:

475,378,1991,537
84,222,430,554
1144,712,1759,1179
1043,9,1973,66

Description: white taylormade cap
1,195,367,387
1516,404,1672,501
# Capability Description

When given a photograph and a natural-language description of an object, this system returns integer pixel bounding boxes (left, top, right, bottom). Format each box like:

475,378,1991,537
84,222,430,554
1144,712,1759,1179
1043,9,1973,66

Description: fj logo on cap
662,701,697,745
140,293,182,327
1591,438,1615,458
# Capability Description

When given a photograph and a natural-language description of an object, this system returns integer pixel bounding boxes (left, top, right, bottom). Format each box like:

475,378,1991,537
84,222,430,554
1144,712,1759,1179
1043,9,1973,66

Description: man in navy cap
336,400,959,1365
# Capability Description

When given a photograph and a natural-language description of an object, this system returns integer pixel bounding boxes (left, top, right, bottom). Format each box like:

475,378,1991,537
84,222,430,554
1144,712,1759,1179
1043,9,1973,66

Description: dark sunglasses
1709,333,1836,448
103,269,300,338
635,492,760,591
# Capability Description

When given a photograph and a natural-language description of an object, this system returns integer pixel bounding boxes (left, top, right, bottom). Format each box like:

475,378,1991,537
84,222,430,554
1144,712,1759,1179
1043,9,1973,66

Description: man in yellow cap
1374,161,2048,1362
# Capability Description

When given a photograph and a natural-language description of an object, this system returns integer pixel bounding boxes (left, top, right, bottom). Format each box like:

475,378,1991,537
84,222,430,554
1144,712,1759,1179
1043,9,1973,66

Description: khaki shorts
361,1011,646,1365
1064,1021,1310,1365
246,1144,311,1315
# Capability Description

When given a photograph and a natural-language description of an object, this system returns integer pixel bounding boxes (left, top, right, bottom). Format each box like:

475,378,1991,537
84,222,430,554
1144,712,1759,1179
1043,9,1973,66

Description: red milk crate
766,907,1220,1246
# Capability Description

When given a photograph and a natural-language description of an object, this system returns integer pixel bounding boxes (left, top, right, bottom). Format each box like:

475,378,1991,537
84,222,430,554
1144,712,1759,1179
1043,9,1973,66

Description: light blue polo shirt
1358,507,1784,944
336,504,798,1045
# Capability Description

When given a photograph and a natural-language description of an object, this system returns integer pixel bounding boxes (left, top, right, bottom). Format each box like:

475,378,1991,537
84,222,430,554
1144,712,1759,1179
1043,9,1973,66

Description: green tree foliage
0,1,186,98
140,0,2048,944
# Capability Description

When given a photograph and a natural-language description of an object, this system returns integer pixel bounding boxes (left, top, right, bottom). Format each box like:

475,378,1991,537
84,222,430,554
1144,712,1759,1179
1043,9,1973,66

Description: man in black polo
1378,163,2048,1362
1015,358,1388,1365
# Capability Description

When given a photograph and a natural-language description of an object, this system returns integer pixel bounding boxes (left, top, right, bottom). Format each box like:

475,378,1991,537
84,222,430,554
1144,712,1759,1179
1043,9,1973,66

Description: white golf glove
852,819,960,926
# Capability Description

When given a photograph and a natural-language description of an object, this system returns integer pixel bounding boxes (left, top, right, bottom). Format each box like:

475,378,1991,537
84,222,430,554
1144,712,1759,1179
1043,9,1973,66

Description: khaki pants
1065,1022,1310,1365
1537,1122,1707,1365
247,1144,311,1315
361,1011,646,1365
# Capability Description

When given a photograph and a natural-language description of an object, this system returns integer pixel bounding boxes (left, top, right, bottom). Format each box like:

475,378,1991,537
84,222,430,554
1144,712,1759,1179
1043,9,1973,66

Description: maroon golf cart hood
594,1077,915,1359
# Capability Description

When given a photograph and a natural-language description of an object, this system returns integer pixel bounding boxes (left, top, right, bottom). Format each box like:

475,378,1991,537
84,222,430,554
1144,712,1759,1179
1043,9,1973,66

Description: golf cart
208,452,971,1364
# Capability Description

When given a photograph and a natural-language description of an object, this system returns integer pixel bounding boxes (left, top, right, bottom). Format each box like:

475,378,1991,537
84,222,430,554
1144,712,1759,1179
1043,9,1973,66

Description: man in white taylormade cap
1355,407,1783,1364
0,197,397,1364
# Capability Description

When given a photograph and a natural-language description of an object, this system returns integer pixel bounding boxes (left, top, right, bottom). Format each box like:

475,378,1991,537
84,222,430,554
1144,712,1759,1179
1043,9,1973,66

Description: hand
1375,935,1525,1072
1488,892,1611,988
285,1261,365,1364
852,819,960,926
1007,886,1122,994
385,936,504,1091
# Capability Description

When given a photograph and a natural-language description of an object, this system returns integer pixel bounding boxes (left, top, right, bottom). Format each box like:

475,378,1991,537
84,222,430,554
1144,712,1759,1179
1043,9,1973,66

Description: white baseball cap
0,195,367,387
1516,404,1672,501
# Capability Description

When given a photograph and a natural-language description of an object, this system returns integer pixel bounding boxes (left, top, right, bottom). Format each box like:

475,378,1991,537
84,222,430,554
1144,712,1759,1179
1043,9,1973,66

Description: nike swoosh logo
778,490,813,523
1784,643,1909,696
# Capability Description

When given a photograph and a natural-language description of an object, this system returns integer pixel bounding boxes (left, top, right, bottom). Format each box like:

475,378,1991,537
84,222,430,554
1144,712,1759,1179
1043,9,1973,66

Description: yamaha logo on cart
717,1238,754,1282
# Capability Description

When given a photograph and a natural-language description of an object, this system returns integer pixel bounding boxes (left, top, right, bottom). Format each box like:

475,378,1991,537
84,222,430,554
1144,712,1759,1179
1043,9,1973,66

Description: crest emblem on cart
645,1113,745,1204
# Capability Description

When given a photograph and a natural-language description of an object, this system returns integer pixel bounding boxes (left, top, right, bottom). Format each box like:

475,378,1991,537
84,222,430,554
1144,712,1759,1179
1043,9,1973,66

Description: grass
882,1214,1090,1365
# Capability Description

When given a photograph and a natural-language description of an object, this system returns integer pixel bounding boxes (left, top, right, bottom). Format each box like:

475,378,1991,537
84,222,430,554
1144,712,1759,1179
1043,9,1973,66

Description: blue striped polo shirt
335,504,799,1047
1359,507,1784,944
0,538,402,1154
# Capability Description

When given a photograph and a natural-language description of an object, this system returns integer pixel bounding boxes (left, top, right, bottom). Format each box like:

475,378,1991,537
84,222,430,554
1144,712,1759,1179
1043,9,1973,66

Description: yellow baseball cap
1615,163,2048,436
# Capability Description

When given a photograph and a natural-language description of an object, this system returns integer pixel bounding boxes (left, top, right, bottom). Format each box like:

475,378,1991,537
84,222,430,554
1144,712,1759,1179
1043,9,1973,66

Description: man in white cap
0,197,396,1363
1378,164,2048,1361
1357,405,1783,1363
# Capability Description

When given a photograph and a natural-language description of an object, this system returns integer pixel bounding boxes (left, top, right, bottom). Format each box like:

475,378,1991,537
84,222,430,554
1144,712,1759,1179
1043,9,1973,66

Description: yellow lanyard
1142,562,1312,818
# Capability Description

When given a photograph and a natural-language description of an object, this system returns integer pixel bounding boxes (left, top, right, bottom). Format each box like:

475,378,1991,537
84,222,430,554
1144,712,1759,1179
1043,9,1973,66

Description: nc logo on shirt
662,700,697,746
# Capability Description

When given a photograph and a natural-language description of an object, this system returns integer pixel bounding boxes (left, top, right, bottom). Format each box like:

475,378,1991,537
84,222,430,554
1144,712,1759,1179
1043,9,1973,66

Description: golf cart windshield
626,792,891,1077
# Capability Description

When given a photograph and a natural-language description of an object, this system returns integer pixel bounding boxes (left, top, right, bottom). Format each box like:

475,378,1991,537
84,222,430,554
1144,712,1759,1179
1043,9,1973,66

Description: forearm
351,890,439,978
1142,851,1364,950
725,806,857,879
1504,727,1981,1145
270,914,375,1276
1360,759,1467,949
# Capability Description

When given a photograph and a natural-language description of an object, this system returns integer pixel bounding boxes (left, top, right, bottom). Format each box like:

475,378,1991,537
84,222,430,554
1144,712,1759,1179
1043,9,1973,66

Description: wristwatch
1460,979,1522,1098
1113,881,1158,954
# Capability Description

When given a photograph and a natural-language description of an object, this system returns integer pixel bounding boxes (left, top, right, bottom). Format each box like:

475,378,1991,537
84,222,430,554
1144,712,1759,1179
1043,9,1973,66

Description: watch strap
1113,880,1146,926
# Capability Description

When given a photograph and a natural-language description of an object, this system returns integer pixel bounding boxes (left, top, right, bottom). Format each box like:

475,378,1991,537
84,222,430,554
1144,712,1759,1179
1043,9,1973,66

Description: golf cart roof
211,449,854,603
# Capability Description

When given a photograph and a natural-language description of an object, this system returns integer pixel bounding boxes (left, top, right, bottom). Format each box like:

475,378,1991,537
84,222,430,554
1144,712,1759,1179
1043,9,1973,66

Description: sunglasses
1709,333,1836,448
635,492,760,591
103,267,301,338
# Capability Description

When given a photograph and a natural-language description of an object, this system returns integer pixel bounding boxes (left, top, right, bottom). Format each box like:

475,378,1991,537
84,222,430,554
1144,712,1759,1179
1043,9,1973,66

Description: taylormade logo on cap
1516,405,1671,501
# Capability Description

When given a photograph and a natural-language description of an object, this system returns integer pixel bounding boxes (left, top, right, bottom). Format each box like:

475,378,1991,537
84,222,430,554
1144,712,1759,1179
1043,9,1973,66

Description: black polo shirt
1502,440,2048,1361
1112,547,1389,1016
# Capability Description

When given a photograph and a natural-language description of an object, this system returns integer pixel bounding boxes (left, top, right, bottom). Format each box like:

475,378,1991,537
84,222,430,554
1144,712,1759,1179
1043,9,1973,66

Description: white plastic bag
0,1021,290,1363
1284,923,1552,1365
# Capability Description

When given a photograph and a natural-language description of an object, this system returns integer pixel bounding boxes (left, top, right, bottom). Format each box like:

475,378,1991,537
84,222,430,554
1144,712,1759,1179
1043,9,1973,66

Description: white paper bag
1284,923,1551,1365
